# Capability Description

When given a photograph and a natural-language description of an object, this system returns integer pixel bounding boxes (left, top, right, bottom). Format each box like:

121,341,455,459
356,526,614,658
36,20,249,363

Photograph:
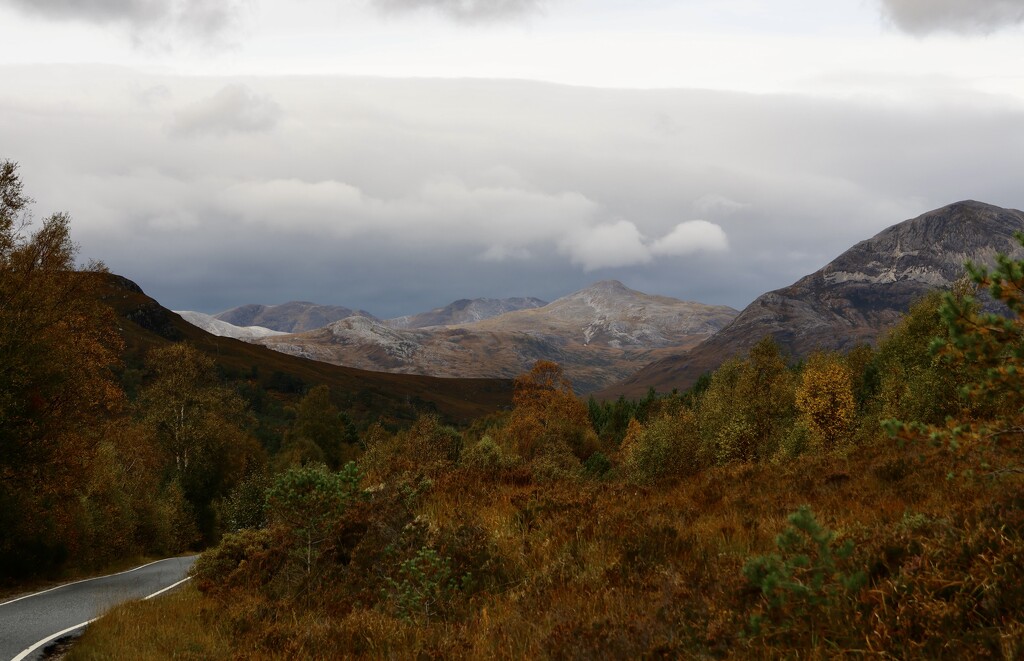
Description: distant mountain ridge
386,297,548,329
602,200,1024,398
174,310,287,341
258,280,738,393
214,302,373,333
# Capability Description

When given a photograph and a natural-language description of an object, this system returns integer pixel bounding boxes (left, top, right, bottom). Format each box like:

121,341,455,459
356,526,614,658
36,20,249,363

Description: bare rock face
214,302,373,333
603,201,1024,398
259,281,738,393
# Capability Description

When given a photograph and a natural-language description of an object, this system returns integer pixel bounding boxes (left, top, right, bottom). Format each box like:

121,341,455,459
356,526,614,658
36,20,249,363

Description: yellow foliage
795,352,855,450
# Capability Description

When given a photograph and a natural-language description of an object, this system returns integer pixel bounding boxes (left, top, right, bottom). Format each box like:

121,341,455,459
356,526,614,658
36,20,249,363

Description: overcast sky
1,0,1022,317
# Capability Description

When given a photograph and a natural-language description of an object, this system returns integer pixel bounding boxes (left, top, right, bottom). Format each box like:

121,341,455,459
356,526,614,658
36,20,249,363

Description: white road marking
0,558,166,608
7,564,193,661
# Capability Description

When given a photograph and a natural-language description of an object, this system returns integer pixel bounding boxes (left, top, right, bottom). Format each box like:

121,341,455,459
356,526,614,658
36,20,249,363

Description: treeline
0,162,365,580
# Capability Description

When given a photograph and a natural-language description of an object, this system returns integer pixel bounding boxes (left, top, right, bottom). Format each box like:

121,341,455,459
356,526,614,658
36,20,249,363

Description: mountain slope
175,310,287,341
99,275,512,425
259,281,738,393
386,297,547,329
214,302,372,333
602,201,1024,398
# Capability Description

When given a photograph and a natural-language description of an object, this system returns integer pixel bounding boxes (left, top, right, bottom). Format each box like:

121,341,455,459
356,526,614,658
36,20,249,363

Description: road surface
0,556,196,661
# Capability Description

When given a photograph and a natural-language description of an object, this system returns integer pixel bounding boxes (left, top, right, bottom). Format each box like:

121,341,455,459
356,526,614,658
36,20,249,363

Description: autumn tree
697,336,796,464
795,352,856,450
137,343,263,542
0,161,126,576
503,360,597,463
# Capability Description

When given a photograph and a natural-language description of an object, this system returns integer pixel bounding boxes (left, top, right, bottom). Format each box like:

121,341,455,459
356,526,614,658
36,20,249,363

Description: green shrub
382,547,467,622
743,506,866,645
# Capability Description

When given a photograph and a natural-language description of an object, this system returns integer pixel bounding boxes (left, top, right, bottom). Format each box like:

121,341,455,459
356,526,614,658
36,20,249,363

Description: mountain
258,280,738,393
174,310,287,341
99,276,512,425
214,302,373,333
386,297,548,329
602,200,1024,398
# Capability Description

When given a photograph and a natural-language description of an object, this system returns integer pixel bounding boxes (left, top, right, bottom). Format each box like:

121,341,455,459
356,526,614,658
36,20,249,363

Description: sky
1,0,1023,317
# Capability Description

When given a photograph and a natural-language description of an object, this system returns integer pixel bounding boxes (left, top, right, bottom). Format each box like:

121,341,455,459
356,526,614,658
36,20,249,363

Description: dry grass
73,433,1024,659
67,583,233,660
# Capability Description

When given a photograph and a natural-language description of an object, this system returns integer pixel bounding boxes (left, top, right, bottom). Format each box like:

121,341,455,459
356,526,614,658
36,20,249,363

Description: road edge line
144,576,191,600
0,558,170,608
9,571,193,660
11,619,96,661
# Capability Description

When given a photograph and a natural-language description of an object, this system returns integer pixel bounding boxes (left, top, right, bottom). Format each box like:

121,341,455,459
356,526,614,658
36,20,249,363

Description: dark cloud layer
1,0,244,46
2,70,1022,318
880,0,1024,34
372,0,549,23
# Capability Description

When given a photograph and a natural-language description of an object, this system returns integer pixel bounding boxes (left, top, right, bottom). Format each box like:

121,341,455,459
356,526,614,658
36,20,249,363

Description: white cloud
651,220,729,257
879,0,1024,35
169,85,282,137
560,220,651,271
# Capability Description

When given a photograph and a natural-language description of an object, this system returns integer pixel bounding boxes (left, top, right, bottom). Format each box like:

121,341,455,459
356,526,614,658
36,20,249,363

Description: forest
3,160,1024,658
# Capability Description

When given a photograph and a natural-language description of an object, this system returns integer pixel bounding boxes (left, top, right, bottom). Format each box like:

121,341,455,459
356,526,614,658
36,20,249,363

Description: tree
0,160,125,575
503,360,597,462
137,343,263,542
266,462,362,591
795,352,856,450
888,235,1024,472
697,337,796,464
281,385,358,469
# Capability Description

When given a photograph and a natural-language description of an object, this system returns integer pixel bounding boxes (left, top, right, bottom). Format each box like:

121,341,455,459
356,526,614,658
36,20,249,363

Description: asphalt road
0,556,197,661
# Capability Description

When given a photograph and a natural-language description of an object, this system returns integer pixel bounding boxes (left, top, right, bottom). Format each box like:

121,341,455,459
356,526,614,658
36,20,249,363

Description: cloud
169,85,282,137
561,220,651,271
693,194,749,217
5,71,1023,318
371,0,550,23
879,0,1024,35
1,0,245,47
651,220,729,257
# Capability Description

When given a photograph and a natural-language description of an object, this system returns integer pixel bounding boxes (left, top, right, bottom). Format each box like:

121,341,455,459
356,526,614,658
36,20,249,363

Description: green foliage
382,547,466,622
620,409,701,483
697,337,797,464
462,435,513,473
138,343,264,543
282,385,359,470
743,506,866,642
265,462,362,585
221,471,270,532
873,290,966,426
886,239,1024,474
582,451,611,478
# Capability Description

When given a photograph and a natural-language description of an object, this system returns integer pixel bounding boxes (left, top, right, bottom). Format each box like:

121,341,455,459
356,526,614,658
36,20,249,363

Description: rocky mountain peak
603,200,1024,398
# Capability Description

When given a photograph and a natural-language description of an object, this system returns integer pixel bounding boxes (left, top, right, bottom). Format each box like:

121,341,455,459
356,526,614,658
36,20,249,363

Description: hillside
214,302,373,333
385,296,548,329
603,200,1024,398
100,275,513,425
258,281,738,393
